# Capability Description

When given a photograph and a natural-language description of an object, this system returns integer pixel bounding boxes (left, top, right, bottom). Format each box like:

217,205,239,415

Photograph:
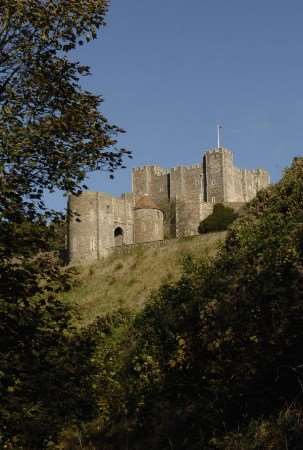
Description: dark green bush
116,157,303,449
198,203,238,233
56,158,303,450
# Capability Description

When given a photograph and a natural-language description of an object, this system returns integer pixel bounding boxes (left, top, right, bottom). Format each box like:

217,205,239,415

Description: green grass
62,232,226,326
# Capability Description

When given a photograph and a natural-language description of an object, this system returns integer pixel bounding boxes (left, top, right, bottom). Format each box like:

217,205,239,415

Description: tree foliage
62,158,303,449
0,0,130,222
0,2,131,447
198,203,239,234
2,3,303,449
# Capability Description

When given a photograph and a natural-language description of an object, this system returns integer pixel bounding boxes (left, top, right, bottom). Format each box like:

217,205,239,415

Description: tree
75,158,303,450
0,2,131,447
198,203,238,234
0,0,131,227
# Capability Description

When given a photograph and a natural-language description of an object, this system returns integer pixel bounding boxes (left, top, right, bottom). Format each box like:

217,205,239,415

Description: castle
68,147,270,264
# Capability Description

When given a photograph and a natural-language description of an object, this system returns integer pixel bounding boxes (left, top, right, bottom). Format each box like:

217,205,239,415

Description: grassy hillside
62,232,226,326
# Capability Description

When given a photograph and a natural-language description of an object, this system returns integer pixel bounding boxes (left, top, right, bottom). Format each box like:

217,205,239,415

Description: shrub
198,203,238,233
57,158,303,449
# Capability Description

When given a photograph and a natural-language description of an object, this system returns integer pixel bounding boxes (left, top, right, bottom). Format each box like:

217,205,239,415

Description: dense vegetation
0,1,130,448
61,232,226,326
198,203,239,234
54,157,303,449
1,2,303,449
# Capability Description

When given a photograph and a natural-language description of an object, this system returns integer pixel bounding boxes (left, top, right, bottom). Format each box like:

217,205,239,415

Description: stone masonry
68,147,270,264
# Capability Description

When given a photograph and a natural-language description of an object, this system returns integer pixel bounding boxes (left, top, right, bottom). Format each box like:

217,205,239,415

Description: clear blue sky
47,0,303,210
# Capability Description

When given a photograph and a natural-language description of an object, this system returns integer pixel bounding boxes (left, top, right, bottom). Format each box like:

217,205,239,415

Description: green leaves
198,203,239,234
0,0,130,219
0,1,131,447
79,158,303,450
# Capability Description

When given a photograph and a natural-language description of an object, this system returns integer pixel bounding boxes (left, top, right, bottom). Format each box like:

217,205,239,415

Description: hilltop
69,148,269,266
62,232,226,326
57,157,303,450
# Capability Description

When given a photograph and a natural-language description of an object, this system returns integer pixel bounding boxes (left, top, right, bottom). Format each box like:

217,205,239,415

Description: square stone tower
68,146,270,264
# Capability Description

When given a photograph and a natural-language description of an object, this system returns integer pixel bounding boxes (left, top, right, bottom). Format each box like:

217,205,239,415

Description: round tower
68,192,99,264
134,195,164,243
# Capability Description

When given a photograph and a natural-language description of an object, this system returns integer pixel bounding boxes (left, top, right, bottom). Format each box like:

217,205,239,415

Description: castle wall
132,166,169,205
230,166,245,202
69,147,270,264
204,149,226,203
222,150,237,201
132,164,203,203
68,192,134,264
200,202,215,222
226,167,270,203
68,192,100,264
175,195,248,240
170,165,202,199
176,192,203,237
97,193,134,258
204,148,270,203
241,169,270,201
134,208,164,243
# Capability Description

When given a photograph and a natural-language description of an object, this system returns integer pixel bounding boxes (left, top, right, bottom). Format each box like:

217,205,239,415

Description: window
90,238,96,251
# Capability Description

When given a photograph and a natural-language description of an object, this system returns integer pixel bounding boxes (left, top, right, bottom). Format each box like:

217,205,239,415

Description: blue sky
47,0,303,210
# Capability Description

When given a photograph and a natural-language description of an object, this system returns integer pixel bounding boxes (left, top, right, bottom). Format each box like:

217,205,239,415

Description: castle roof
135,195,161,210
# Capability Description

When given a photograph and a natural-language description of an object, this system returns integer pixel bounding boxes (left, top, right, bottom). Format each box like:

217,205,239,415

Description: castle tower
68,192,99,264
134,195,164,243
132,166,170,205
203,148,234,203
67,142,270,265
203,147,270,204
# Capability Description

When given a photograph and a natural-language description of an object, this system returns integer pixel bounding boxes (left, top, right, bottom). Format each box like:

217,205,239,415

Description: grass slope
63,232,226,326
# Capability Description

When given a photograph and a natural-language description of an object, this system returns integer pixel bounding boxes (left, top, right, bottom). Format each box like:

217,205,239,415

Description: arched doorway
114,227,124,246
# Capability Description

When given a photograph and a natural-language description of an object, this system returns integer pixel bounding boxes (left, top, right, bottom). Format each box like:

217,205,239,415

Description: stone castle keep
68,147,270,264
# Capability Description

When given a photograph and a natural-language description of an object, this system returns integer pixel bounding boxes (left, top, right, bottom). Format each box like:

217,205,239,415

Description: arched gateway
114,227,124,246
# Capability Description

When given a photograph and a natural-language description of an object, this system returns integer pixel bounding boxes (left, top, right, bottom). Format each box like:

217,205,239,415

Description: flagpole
217,125,220,148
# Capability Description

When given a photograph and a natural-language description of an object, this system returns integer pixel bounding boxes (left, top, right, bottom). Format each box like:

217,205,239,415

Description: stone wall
222,149,236,201
97,193,134,258
204,148,270,203
68,147,270,265
132,164,203,203
132,166,170,205
111,232,227,257
204,148,226,203
111,238,169,256
176,192,203,237
68,192,99,264
176,198,246,239
68,192,134,264
200,202,215,222
134,208,164,243
228,167,270,202
170,164,202,198
241,169,270,201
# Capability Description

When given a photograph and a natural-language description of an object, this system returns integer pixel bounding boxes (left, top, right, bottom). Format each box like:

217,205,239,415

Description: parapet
69,190,134,208
204,147,234,158
170,163,201,172
239,167,271,179
132,165,169,176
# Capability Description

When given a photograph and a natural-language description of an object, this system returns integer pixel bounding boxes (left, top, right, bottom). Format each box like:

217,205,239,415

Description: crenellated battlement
132,165,169,176
170,163,201,171
68,146,270,264
205,147,233,155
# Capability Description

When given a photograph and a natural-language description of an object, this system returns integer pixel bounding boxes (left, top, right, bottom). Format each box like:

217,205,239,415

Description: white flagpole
217,125,221,148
